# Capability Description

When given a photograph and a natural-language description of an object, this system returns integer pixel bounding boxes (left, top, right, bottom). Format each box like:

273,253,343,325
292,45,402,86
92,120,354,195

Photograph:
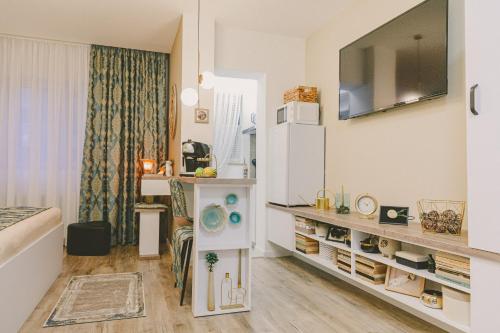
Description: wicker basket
417,199,465,236
283,86,318,104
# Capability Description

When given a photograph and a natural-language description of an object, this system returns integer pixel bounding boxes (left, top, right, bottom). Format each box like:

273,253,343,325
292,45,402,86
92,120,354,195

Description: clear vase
207,271,215,311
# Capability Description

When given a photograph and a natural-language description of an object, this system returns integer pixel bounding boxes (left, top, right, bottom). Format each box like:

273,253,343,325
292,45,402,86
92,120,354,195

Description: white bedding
0,207,61,266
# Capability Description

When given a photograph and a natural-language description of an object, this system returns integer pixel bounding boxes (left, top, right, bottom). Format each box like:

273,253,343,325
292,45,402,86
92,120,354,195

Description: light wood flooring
20,246,444,333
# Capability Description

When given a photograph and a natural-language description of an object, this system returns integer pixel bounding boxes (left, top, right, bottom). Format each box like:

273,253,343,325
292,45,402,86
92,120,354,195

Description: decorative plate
225,193,238,207
169,84,177,138
229,211,242,225
200,204,227,232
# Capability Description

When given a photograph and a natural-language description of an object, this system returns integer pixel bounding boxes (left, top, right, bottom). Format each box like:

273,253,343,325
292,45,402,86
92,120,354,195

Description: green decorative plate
200,204,227,232
229,211,242,225
225,193,238,207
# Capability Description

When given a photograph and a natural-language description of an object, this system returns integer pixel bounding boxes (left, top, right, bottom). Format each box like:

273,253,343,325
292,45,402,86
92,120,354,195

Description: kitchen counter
141,174,256,185
177,176,256,185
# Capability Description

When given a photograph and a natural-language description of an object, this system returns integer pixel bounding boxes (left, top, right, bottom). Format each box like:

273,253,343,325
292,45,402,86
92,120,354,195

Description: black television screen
339,0,448,120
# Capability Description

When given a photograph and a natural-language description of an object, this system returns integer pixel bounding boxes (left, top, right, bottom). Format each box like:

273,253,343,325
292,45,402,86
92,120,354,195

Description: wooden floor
20,246,444,333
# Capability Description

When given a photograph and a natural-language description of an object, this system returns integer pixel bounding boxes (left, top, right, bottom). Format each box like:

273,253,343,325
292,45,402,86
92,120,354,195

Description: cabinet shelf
295,230,351,252
353,250,470,294
293,249,470,333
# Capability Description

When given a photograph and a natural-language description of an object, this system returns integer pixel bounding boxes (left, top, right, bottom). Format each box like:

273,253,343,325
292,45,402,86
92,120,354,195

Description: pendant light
181,88,199,107
180,0,214,107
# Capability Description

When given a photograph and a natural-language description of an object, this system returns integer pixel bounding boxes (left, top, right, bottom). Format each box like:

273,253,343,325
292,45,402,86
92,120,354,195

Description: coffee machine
181,140,211,176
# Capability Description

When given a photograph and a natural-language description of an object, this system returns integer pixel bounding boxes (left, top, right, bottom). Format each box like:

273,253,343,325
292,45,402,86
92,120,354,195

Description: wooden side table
135,204,168,259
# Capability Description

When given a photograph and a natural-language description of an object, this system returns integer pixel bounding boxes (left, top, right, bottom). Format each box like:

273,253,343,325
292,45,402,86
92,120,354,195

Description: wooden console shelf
267,203,474,333
267,203,500,262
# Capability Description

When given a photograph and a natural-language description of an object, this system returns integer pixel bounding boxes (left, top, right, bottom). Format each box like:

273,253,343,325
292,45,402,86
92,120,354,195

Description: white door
466,1,500,253
268,124,289,205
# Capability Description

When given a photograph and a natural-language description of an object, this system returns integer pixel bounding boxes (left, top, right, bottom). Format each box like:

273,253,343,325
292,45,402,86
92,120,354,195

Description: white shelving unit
269,206,471,333
185,179,255,317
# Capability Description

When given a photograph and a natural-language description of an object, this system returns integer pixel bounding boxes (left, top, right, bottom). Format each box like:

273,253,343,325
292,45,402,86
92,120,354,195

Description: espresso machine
181,140,211,176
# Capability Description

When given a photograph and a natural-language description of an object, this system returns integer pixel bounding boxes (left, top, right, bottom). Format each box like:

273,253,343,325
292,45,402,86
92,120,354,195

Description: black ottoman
67,221,111,256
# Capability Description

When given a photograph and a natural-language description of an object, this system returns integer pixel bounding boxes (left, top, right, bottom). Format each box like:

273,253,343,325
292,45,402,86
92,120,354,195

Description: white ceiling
0,0,349,53
212,0,349,38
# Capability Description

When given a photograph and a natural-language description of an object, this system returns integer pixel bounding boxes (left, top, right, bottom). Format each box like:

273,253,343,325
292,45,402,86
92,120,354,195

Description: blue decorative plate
225,193,238,207
200,204,227,232
229,211,242,225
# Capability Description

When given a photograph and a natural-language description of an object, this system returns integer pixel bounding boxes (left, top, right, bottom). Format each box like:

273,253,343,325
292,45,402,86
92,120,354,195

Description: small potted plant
205,252,219,311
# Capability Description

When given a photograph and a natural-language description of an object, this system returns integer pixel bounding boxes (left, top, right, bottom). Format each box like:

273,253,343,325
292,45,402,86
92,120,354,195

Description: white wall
306,0,466,226
215,24,306,256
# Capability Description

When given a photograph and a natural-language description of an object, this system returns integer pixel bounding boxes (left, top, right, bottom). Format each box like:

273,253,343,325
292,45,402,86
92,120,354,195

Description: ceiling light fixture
181,0,214,107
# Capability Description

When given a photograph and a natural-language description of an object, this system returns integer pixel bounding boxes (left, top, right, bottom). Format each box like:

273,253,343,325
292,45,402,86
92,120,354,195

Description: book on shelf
338,248,351,256
435,251,470,265
435,268,470,288
337,254,351,265
355,256,386,270
356,271,386,285
435,261,470,275
355,261,387,276
337,261,351,273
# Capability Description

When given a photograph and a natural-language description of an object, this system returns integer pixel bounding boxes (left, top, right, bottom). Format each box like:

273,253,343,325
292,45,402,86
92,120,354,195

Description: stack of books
295,233,319,254
337,249,351,273
319,243,336,263
295,216,316,235
355,255,387,284
435,252,470,288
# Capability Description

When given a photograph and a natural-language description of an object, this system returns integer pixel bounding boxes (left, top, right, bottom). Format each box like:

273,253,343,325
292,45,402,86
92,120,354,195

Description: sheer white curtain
0,36,90,234
213,92,243,175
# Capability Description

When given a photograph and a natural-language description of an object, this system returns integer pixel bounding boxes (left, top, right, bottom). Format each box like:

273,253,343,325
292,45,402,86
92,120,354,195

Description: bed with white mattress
0,207,64,332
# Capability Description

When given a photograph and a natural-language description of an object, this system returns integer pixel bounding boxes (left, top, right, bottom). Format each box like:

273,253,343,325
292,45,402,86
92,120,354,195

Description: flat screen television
339,0,448,120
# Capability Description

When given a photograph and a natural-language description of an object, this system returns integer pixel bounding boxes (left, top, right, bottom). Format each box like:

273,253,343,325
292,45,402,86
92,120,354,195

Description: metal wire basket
417,199,466,236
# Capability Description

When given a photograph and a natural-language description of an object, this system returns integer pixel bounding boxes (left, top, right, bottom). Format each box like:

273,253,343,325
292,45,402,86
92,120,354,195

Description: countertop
267,203,500,262
141,174,256,185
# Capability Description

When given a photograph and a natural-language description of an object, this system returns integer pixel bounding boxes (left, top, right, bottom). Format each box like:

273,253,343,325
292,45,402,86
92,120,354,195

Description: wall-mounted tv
339,0,448,120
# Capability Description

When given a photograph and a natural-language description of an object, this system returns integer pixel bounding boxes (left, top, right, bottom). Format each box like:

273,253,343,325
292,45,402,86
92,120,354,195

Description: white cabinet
466,2,500,332
465,0,500,254
267,207,295,251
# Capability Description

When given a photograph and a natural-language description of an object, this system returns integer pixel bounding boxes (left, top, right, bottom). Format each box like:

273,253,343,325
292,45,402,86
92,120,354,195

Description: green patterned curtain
79,45,168,245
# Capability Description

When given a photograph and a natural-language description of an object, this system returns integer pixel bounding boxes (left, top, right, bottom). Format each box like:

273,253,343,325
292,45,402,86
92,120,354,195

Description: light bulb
200,71,215,90
181,88,199,106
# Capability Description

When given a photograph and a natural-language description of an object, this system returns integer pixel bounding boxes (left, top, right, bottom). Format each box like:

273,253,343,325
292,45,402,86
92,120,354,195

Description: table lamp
140,159,156,174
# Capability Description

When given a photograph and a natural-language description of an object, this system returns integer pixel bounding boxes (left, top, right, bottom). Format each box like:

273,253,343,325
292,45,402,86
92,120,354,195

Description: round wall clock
355,193,378,219
169,84,177,138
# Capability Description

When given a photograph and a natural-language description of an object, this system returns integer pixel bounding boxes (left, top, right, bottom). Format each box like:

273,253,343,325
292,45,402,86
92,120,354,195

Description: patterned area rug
44,272,146,327
0,207,49,231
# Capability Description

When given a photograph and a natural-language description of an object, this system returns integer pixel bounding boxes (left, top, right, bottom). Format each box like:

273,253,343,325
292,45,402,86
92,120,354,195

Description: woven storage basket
283,86,318,104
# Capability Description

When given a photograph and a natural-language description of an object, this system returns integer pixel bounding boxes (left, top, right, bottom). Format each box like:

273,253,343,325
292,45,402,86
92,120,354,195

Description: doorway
212,72,266,257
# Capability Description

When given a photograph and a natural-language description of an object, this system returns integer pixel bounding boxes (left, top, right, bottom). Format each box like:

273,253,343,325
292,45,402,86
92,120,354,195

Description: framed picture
325,226,349,243
195,108,209,123
379,206,413,225
384,267,425,297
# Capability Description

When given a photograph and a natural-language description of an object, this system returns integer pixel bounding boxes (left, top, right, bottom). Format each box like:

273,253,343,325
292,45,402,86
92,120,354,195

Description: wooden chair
169,179,193,306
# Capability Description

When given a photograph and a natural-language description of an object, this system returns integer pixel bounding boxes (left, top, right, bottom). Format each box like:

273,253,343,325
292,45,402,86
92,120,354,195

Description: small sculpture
378,237,401,259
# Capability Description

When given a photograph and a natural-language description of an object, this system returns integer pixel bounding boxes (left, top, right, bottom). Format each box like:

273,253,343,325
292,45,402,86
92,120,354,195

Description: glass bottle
220,272,233,308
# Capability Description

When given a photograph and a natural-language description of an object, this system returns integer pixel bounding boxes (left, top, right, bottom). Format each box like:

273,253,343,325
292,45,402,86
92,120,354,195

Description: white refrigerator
268,123,325,206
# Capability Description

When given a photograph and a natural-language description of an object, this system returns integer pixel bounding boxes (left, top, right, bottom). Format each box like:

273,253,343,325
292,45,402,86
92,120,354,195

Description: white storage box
442,286,470,326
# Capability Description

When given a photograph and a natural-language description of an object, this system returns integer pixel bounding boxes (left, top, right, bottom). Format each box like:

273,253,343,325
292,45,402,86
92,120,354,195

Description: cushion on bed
0,208,62,266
